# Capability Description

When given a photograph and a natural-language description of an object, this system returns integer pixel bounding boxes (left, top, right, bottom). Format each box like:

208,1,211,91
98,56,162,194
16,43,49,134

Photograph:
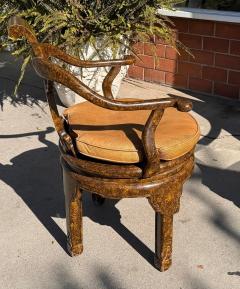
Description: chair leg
154,213,173,271
148,182,183,271
62,166,83,256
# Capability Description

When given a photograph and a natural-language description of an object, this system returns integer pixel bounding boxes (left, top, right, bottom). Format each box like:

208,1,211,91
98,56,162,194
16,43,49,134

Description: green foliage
1,1,183,54
0,1,183,92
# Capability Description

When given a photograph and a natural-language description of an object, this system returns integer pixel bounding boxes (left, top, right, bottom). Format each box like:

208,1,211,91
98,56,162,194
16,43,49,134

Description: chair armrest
141,97,192,178
41,44,135,68
174,96,192,112
42,43,133,100
32,57,191,112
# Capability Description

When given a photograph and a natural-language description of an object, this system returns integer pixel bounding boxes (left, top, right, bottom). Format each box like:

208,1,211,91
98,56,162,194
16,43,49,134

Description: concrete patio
0,51,239,289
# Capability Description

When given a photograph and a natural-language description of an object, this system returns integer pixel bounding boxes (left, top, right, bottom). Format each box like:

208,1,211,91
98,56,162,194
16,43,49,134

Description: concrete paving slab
0,52,240,289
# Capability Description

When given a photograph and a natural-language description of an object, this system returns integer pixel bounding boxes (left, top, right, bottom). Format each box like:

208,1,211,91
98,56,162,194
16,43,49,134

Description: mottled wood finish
62,164,83,256
142,109,164,178
8,16,198,271
155,213,173,271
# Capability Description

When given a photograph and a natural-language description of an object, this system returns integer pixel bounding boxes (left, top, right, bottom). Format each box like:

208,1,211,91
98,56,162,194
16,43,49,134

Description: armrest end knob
176,98,193,112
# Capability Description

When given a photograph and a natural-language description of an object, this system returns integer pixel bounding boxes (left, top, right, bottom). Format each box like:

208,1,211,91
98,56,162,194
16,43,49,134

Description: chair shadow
191,162,240,245
197,161,240,208
83,195,154,267
0,127,67,252
0,127,154,266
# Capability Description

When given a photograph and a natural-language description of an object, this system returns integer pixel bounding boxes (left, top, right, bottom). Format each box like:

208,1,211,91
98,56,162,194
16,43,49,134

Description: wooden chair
8,16,200,271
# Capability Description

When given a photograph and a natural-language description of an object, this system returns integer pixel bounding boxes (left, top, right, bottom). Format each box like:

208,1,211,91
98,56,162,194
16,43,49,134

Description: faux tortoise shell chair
8,16,200,271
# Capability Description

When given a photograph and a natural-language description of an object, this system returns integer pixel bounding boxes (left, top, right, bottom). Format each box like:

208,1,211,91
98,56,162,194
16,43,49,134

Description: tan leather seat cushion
63,99,200,163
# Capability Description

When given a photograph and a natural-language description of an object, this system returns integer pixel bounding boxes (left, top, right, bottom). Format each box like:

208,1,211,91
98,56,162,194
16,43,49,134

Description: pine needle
13,55,31,96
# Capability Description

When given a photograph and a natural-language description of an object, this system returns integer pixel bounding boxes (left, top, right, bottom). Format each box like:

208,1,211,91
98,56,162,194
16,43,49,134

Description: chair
8,16,200,271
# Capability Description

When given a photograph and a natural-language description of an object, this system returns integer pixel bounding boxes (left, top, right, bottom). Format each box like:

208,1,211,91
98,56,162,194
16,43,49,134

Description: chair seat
63,99,200,163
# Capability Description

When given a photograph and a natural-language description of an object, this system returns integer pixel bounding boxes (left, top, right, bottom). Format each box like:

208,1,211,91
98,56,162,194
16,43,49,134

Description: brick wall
128,17,240,99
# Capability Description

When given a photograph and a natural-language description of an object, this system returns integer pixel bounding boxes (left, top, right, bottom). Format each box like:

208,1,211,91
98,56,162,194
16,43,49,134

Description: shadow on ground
191,163,240,246
0,128,154,266
0,52,45,110
54,264,128,289
0,127,67,251
197,161,240,208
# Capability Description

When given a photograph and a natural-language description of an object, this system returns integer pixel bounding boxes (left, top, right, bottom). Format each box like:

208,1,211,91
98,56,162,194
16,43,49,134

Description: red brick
172,17,189,33
189,20,214,36
135,55,154,69
214,82,239,99
144,69,165,83
156,44,166,57
189,78,213,93
144,43,166,57
128,65,144,80
165,46,190,62
165,46,178,60
164,47,189,63
178,62,202,78
179,33,202,49
165,73,188,88
132,42,144,54
229,71,240,86
202,67,227,82
230,40,240,56
155,58,177,73
216,23,240,40
203,37,229,53
215,54,240,70
190,49,214,65
144,43,155,56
